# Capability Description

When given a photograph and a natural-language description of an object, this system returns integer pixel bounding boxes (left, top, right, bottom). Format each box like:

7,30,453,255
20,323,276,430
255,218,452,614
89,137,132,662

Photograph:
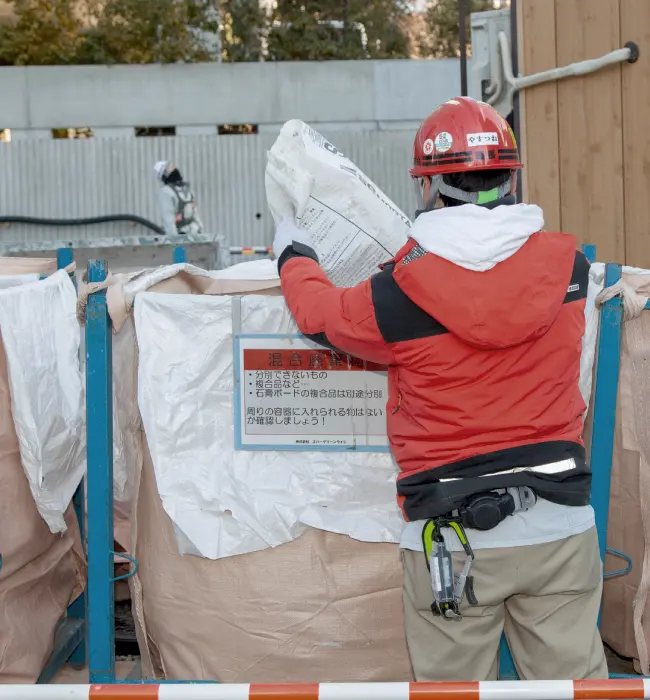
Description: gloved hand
273,219,307,260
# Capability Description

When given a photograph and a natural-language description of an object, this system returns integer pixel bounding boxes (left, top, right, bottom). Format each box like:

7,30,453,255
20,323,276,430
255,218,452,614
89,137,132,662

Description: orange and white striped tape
229,247,273,256
2,680,649,700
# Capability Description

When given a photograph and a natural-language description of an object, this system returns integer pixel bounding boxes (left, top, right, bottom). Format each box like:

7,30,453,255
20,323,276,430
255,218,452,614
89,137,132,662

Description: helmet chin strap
413,175,443,212
438,175,513,205
415,175,513,212
413,174,515,217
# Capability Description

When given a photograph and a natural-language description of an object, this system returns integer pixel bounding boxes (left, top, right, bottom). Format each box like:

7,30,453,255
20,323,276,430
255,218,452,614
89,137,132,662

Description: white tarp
0,270,85,533
112,315,139,509
113,253,604,519
266,120,410,286
84,259,282,518
580,263,650,405
581,265,605,405
135,292,402,560
134,263,604,560
0,273,40,289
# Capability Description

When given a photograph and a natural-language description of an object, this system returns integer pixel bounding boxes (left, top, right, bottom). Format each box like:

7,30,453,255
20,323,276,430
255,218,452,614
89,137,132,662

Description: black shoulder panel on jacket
370,267,449,344
563,250,590,304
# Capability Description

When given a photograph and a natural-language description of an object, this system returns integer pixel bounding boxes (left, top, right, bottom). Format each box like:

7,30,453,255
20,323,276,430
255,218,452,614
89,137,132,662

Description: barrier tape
2,680,649,700
229,247,272,255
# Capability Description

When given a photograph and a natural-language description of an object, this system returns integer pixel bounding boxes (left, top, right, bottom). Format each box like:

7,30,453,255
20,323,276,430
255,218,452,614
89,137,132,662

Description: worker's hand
273,219,309,260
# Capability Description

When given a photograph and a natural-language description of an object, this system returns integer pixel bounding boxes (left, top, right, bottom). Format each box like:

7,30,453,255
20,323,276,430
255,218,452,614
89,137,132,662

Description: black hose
0,214,165,236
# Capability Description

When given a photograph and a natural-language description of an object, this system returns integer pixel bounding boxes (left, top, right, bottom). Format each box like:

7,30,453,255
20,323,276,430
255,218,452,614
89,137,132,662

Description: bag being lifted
266,120,411,287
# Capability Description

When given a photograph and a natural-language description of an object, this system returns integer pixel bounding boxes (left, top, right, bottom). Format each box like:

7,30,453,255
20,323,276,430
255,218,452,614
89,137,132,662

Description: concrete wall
19,241,220,276
0,59,461,135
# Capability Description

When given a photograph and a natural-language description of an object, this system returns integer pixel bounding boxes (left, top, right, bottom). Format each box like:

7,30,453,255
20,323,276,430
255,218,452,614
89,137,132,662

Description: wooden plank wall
518,0,650,266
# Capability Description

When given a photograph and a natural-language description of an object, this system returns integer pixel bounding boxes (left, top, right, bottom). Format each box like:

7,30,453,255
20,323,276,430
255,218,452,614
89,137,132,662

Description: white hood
410,203,545,272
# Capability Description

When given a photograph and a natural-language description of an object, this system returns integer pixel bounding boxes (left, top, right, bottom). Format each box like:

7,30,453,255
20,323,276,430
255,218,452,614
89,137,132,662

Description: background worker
272,96,607,681
153,160,203,237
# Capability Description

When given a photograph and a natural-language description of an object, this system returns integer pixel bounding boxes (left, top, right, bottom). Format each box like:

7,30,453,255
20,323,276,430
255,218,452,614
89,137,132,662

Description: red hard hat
410,97,523,178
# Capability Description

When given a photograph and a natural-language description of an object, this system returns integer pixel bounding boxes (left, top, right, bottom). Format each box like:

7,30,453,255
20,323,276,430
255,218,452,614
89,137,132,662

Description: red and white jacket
277,203,590,522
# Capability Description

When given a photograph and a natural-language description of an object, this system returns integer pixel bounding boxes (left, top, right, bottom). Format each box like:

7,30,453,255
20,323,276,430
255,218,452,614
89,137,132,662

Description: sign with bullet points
234,334,389,452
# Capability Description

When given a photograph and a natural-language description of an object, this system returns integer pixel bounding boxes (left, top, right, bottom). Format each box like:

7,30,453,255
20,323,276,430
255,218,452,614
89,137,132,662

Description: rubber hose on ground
0,214,165,236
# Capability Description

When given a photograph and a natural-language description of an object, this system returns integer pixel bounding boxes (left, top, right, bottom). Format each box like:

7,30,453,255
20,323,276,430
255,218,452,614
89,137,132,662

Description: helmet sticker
467,132,499,147
423,138,434,155
434,132,453,153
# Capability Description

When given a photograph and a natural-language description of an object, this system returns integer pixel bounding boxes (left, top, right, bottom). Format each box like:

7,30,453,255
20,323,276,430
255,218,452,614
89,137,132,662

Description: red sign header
243,349,386,372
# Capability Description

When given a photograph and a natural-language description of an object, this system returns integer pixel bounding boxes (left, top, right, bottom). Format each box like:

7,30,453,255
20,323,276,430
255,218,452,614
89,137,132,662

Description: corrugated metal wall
0,131,417,248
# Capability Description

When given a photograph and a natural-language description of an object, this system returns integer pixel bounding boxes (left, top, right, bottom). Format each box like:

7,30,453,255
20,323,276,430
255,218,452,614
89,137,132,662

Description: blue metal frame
173,246,187,264
589,262,623,563
84,254,209,684
497,246,629,680
233,333,391,453
85,260,116,684
36,248,87,683
585,255,648,681
83,245,639,684
583,244,597,264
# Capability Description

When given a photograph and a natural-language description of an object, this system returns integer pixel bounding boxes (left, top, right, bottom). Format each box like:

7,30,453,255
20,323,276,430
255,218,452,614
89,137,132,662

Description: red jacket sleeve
279,255,394,366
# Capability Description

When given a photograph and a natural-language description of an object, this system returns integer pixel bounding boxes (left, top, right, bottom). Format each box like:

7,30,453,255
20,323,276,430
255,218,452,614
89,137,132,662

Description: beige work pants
402,527,608,681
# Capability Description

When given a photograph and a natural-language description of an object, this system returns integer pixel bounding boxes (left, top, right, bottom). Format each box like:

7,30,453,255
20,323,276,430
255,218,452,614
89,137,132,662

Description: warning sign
234,335,389,451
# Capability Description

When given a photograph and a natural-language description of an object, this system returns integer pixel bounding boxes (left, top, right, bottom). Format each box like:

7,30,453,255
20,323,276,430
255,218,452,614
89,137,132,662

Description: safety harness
422,486,536,621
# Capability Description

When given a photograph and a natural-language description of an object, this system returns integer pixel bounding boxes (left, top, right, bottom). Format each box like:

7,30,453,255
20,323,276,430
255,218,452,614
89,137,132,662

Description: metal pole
590,262,624,566
85,259,115,684
173,246,187,264
582,244,597,264
459,0,468,96
209,0,222,62
59,246,86,670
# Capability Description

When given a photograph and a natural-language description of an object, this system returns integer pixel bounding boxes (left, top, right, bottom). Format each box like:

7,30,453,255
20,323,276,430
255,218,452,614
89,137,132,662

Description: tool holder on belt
421,487,536,621
422,518,476,621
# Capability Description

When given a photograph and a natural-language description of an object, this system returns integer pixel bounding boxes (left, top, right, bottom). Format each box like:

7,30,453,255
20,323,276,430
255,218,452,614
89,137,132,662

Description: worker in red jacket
273,97,607,681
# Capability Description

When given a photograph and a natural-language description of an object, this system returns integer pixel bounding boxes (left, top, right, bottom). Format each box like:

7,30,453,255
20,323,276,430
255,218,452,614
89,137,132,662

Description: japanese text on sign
235,336,389,451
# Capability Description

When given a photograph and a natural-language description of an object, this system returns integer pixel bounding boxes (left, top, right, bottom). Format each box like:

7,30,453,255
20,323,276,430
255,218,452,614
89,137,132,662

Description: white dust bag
0,271,85,533
135,291,402,560
266,120,411,286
